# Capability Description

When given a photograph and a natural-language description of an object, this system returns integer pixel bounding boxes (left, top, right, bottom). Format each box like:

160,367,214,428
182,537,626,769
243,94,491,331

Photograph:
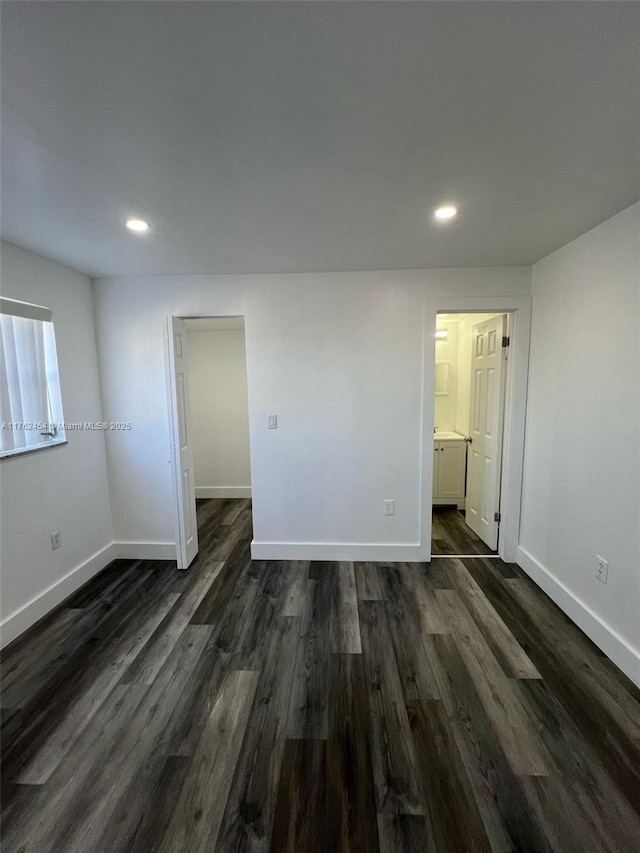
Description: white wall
93,267,530,561
433,319,458,433
187,328,251,498
0,242,113,645
519,202,640,683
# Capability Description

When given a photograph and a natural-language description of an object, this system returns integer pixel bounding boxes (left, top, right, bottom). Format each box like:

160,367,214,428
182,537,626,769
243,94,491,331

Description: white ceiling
2,1,638,278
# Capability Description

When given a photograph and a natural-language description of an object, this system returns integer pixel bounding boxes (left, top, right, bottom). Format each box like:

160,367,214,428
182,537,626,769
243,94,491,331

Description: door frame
166,312,250,568
420,296,532,563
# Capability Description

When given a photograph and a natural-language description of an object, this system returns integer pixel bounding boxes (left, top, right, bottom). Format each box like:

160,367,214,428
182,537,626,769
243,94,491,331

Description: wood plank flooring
2,498,639,852
432,506,497,555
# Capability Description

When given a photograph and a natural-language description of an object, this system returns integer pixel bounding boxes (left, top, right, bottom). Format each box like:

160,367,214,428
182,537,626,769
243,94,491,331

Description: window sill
0,439,68,460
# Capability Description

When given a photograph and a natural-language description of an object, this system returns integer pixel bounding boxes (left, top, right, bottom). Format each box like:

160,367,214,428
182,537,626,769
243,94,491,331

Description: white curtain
0,314,57,454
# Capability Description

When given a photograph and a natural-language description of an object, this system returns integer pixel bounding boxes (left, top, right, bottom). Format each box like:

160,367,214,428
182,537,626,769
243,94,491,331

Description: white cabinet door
438,441,466,499
433,444,439,497
465,315,507,550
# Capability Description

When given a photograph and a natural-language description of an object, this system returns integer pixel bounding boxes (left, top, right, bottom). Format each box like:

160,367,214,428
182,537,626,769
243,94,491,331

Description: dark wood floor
432,506,497,556
2,499,640,852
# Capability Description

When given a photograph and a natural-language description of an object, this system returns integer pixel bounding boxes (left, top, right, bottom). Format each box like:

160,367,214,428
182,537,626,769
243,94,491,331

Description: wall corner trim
516,546,640,687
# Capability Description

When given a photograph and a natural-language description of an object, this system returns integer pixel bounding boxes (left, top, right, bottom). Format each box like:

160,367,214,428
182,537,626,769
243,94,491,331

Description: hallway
2,499,639,852
431,506,497,556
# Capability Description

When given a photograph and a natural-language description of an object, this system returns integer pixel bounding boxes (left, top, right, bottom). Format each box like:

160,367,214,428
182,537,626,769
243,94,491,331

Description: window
0,298,66,458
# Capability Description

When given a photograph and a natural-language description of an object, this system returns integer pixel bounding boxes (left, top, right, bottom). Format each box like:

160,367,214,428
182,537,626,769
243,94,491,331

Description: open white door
465,315,507,550
167,317,198,569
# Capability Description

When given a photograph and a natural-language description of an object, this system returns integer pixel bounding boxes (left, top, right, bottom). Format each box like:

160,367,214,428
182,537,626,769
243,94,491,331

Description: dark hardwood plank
215,616,300,852
2,571,173,784
308,560,330,581
379,569,441,702
125,756,192,853
516,678,640,851
269,739,327,853
448,559,542,679
287,576,331,740
221,497,251,527
431,507,496,556
165,638,228,758
1,681,150,853
407,699,491,853
327,653,380,853
19,626,213,853
377,814,430,853
123,560,224,685
2,500,640,853
436,589,549,776
189,536,252,625
330,562,362,653
504,577,640,739
429,633,554,853
281,561,310,616
464,561,640,808
18,591,181,784
354,561,383,601
358,601,425,816
378,562,447,637
231,560,287,670
159,669,259,852
0,561,151,709
417,557,457,591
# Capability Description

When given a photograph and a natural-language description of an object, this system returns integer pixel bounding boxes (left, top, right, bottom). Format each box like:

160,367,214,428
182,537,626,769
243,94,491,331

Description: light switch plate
267,414,277,429
595,556,609,584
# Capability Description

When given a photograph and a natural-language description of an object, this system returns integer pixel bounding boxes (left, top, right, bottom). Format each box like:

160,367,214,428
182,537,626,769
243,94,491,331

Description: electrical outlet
51,530,62,551
595,555,609,584
383,499,395,516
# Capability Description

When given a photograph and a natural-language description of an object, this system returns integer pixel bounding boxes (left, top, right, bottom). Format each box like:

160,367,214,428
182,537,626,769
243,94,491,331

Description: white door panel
465,315,507,549
168,317,198,569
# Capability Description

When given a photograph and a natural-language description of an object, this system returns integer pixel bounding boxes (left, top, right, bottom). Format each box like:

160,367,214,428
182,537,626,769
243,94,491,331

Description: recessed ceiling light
434,205,458,221
435,330,448,339
125,218,150,233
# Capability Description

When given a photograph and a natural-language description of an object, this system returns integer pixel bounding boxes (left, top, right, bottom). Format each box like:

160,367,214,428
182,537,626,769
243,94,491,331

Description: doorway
421,296,531,564
167,315,251,569
431,312,509,556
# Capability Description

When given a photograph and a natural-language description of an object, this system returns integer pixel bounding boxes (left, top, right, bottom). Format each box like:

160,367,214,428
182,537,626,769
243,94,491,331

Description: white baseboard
114,541,177,561
251,541,424,562
195,487,251,499
0,542,117,649
517,546,640,687
0,540,179,650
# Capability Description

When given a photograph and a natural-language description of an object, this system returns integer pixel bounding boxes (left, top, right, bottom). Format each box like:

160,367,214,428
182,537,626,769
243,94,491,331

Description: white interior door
167,317,198,569
465,315,507,549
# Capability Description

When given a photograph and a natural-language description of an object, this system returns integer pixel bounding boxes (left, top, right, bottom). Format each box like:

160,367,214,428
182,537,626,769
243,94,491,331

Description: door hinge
502,336,510,348
494,512,501,523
